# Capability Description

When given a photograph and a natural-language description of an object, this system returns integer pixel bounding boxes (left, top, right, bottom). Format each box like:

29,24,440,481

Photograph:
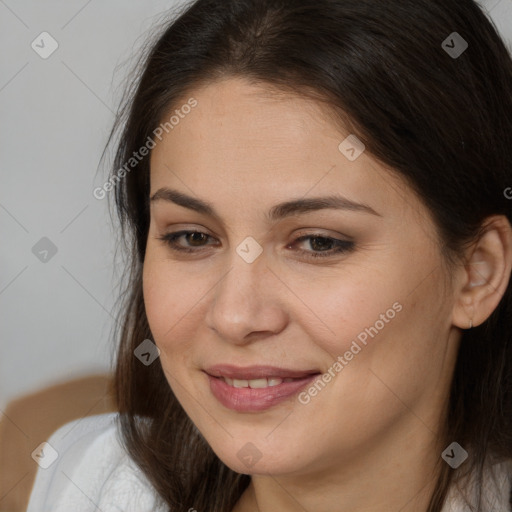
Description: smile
203,365,321,412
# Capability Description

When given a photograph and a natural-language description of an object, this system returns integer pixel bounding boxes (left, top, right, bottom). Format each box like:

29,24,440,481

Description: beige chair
0,374,117,512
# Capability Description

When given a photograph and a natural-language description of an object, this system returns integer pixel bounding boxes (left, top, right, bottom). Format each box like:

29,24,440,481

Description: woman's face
143,77,461,476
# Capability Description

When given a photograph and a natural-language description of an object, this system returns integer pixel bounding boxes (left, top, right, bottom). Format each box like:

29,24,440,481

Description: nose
204,247,288,345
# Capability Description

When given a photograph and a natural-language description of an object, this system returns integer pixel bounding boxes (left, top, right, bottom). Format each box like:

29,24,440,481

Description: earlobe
452,215,512,330
459,298,475,330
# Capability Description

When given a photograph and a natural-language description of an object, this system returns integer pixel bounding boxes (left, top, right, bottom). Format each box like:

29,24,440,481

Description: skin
142,77,512,512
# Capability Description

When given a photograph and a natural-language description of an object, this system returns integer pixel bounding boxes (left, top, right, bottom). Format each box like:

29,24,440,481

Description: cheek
312,271,448,423
142,259,168,335
291,261,446,400
286,269,405,358
142,256,209,365
142,258,184,347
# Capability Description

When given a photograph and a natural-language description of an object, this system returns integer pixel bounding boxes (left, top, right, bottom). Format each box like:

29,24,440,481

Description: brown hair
105,0,512,510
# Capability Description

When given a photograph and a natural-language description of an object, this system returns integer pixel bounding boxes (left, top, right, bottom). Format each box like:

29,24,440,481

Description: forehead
153,78,340,165
148,77,425,226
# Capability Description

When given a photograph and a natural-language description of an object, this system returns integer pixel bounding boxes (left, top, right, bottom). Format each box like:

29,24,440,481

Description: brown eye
291,235,355,259
157,230,216,253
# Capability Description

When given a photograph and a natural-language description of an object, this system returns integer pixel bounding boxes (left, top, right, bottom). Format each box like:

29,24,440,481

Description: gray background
1,0,511,411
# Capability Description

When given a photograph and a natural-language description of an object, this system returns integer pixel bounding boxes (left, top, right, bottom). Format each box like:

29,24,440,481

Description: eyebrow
149,187,382,221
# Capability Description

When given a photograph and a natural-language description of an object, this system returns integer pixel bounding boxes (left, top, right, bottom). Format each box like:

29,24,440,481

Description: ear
452,215,512,329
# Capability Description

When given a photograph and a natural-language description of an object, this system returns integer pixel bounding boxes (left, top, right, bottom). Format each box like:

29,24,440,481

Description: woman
27,0,512,511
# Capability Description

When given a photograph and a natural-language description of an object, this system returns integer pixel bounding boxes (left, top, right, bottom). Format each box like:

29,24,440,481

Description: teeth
222,377,286,388
247,378,268,388
232,379,249,388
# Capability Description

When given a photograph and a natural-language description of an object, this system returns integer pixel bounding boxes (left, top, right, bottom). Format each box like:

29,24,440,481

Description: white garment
26,413,167,512
26,413,511,512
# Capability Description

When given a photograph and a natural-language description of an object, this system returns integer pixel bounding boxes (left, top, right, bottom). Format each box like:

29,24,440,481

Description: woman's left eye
291,234,355,259
157,230,355,259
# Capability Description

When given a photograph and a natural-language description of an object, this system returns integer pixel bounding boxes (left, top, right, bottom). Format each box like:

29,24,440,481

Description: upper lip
204,364,321,380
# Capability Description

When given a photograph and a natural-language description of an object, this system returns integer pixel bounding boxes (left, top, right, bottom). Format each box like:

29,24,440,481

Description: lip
203,365,321,412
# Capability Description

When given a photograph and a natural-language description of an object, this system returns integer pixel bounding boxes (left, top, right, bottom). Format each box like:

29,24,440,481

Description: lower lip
206,373,320,412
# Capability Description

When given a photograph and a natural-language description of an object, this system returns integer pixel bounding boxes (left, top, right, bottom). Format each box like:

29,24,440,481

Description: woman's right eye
156,230,216,253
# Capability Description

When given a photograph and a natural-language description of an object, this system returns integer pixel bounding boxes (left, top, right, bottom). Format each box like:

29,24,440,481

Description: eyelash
156,230,355,260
